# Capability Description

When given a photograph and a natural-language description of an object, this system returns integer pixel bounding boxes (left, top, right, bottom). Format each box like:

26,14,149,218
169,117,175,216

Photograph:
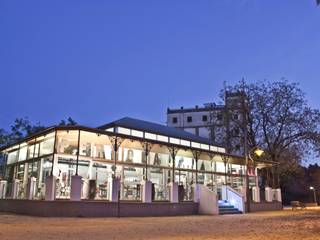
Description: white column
142,180,152,203
252,186,260,202
0,180,7,199
273,188,282,202
240,186,247,202
169,182,178,203
26,177,37,200
193,184,201,203
12,179,20,199
265,187,273,202
82,179,90,199
45,175,56,201
70,175,82,201
108,177,120,202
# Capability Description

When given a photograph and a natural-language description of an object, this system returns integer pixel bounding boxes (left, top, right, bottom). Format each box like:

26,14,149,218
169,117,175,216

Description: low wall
247,201,283,212
0,199,198,217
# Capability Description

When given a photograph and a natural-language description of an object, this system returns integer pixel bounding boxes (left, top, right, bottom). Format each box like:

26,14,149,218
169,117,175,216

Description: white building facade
167,92,245,156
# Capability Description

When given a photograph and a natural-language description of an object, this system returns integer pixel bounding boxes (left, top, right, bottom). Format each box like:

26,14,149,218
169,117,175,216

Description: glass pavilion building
0,117,266,205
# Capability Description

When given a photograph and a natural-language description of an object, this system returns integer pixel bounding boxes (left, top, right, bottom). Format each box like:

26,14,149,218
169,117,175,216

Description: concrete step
219,205,242,215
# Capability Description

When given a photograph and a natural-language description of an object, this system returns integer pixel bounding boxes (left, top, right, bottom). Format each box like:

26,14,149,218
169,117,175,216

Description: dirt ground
0,208,319,240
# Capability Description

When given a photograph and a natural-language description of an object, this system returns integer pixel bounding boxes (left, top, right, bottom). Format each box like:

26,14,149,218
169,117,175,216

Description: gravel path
0,209,319,240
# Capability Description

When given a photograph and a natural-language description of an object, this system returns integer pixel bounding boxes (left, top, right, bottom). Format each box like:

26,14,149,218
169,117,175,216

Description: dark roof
167,105,224,114
98,117,221,146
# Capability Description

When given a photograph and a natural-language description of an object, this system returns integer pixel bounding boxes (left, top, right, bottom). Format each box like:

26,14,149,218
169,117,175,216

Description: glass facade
1,128,255,202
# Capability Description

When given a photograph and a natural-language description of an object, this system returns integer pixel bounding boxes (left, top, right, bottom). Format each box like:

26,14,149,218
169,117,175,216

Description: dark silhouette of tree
282,164,320,205
225,79,320,188
9,117,46,142
0,116,77,178
59,117,77,126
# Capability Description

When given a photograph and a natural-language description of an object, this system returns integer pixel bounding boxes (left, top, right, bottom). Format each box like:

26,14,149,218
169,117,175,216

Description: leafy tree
9,117,46,142
0,117,77,178
59,117,77,126
225,79,320,188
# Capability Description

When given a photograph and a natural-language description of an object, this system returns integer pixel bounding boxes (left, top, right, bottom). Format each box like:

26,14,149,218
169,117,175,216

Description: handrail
221,185,245,213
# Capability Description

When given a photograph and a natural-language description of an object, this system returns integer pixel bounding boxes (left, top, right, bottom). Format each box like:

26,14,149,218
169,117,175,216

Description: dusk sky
1,0,320,131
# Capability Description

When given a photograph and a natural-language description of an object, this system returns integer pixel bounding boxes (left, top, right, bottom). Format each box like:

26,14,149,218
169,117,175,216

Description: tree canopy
225,79,320,187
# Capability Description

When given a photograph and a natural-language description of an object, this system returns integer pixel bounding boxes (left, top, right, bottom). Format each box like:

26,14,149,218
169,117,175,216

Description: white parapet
273,188,282,202
252,186,260,203
169,182,178,203
45,175,56,201
12,179,20,199
0,180,7,199
142,180,152,203
70,175,82,201
26,177,37,200
82,178,90,200
239,186,247,202
265,187,273,202
198,185,219,215
193,184,201,203
221,185,245,213
108,177,120,202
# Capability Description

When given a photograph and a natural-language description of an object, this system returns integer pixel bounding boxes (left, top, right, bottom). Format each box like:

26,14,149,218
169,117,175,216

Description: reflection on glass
7,150,18,164
56,131,79,155
175,170,194,201
39,135,54,156
175,156,194,169
119,165,143,201
18,146,27,162
79,131,112,159
148,168,170,201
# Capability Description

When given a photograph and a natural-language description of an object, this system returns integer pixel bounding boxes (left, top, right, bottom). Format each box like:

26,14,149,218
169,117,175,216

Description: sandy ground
0,208,319,240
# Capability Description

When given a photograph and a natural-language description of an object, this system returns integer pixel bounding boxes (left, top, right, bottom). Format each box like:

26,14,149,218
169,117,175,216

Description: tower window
187,116,192,122
172,117,178,124
202,115,208,122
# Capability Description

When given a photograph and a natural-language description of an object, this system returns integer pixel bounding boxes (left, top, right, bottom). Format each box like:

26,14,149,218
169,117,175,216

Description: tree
225,79,320,188
9,117,46,142
59,117,77,126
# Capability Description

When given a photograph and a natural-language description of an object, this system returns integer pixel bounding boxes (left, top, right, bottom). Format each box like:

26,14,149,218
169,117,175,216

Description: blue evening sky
0,1,319,133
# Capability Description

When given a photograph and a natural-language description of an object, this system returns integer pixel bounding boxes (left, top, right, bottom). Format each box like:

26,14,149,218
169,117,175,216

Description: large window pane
119,165,143,201
56,131,79,155
122,148,143,164
216,161,226,173
175,156,195,170
7,150,18,164
148,168,170,201
18,145,28,162
175,170,194,201
79,131,112,159
197,159,213,172
28,143,40,159
149,152,171,167
55,157,77,199
39,133,55,156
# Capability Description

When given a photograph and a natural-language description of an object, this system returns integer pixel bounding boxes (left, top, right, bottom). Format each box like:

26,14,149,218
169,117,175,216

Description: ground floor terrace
0,208,319,240
0,117,281,215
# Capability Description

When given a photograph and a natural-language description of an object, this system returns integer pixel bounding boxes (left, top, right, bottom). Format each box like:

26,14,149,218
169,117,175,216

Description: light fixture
254,148,264,157
310,186,314,190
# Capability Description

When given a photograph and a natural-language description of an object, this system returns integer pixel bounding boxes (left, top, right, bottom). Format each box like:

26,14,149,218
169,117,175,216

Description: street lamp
309,186,318,205
246,147,264,213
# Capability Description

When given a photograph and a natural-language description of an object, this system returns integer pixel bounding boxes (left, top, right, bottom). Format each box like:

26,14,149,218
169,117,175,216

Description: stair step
218,205,242,215
218,205,235,209
219,210,242,215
